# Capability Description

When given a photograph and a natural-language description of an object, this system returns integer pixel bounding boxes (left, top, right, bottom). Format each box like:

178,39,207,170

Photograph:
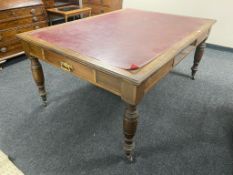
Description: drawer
89,0,102,5
84,0,111,6
0,40,22,58
14,6,45,17
17,21,48,33
0,21,47,43
43,0,55,8
83,0,89,4
100,6,113,13
0,10,16,21
0,15,46,30
16,15,47,26
102,0,112,7
88,5,112,15
0,28,17,42
0,19,19,30
43,50,94,81
83,0,100,5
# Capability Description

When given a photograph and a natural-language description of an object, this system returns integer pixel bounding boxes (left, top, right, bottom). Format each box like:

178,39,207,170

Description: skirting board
207,43,233,53
0,150,24,175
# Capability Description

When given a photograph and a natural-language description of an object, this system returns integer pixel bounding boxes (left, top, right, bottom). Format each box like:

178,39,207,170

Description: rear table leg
0,60,6,71
191,40,207,80
30,57,47,106
65,15,68,23
123,104,139,162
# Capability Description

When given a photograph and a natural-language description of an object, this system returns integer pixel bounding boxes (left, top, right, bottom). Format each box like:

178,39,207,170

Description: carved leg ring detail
123,104,139,161
191,40,206,80
31,57,47,106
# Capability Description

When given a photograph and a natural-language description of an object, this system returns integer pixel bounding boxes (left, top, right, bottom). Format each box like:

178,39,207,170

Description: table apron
20,29,209,105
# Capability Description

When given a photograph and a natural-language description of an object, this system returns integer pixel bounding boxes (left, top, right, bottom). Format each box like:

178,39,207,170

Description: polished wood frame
17,9,215,161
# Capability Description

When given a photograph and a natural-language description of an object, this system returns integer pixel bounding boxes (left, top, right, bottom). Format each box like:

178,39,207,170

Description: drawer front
0,40,22,58
0,6,45,22
102,0,112,7
0,28,17,42
16,15,47,27
44,50,94,81
100,6,113,13
14,6,45,18
88,0,102,5
0,20,19,30
42,0,55,8
0,21,47,43
0,15,46,30
17,21,48,33
86,5,112,15
0,10,16,21
84,0,111,6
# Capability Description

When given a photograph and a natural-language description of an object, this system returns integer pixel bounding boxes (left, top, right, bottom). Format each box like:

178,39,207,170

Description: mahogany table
17,9,215,161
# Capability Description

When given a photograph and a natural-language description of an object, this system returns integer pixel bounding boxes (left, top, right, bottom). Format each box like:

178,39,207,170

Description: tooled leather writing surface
30,9,209,70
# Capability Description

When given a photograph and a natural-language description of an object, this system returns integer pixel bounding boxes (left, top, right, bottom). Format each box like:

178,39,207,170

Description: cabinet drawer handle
11,10,16,15
32,16,38,22
60,62,73,72
31,9,36,14
0,47,7,53
35,26,40,29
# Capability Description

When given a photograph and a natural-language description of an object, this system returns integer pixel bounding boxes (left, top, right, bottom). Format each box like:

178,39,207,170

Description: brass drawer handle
31,9,36,14
32,16,38,22
0,47,7,53
61,62,73,72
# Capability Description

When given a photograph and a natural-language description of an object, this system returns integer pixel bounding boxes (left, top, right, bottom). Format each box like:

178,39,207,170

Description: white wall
123,0,233,48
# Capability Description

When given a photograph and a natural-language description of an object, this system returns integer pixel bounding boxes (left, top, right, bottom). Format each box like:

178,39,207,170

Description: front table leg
30,57,47,106
123,104,139,161
191,40,207,80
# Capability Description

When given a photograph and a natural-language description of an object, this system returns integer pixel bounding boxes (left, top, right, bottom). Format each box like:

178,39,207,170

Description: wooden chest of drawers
0,0,48,62
42,0,78,9
82,0,122,15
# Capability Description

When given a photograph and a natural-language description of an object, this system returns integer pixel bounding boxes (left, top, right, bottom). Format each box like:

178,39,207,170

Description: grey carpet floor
0,47,232,175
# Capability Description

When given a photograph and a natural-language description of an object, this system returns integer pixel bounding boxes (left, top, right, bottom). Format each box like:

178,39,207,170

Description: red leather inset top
30,9,208,70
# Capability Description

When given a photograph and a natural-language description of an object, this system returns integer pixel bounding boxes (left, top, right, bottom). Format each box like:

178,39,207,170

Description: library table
17,9,215,161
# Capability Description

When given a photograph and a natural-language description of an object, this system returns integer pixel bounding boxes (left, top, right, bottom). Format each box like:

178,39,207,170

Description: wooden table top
17,9,215,84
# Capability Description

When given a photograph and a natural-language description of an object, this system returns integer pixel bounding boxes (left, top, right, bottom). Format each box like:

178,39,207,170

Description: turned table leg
0,60,6,71
123,104,139,161
48,13,52,26
191,40,207,80
65,15,68,23
30,57,47,106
